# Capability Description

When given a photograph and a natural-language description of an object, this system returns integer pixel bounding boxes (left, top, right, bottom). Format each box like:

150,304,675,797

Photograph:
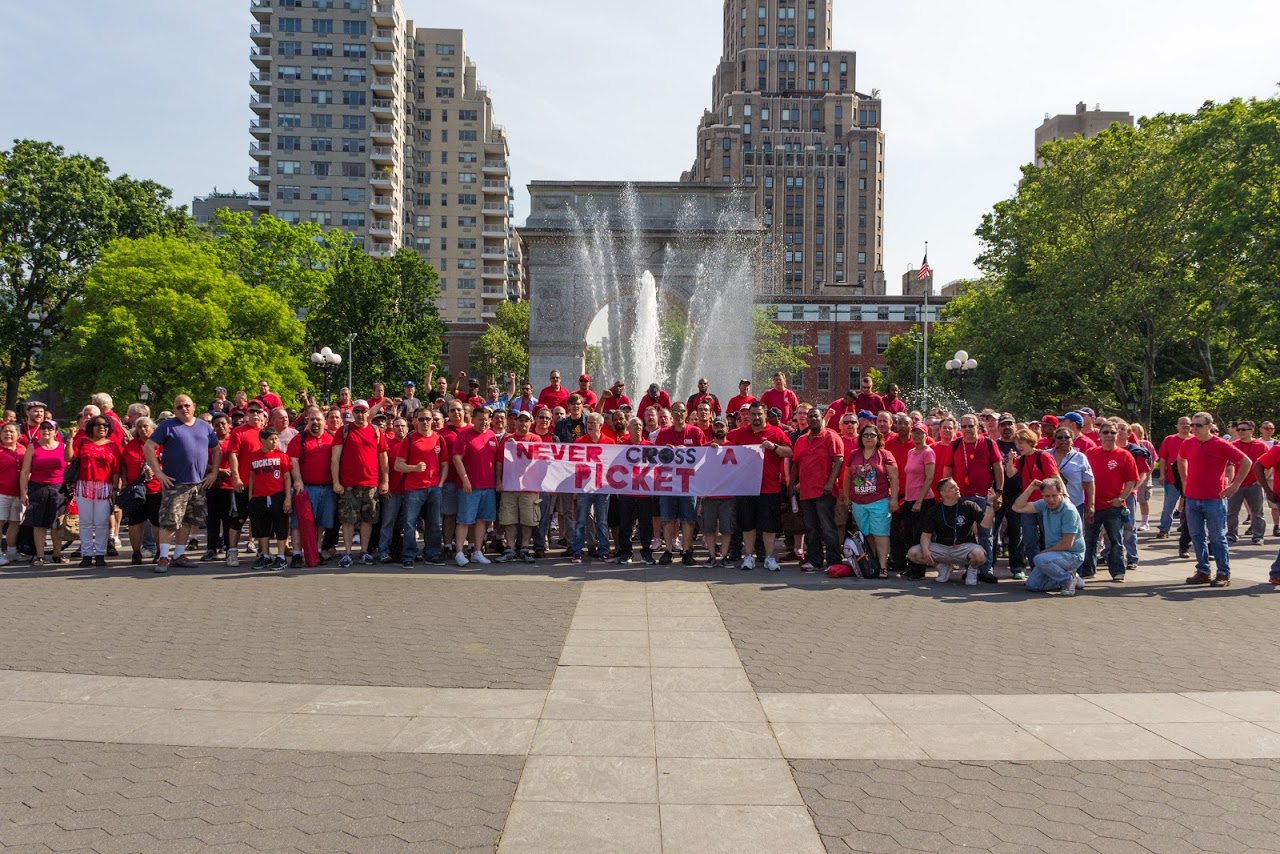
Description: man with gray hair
570,412,614,563
145,395,221,572
1180,411,1249,587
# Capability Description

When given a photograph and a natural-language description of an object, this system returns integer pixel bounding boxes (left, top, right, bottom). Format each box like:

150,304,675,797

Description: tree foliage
948,97,1280,432
0,139,191,407
305,247,444,394
752,306,810,385
206,209,338,311
46,236,306,407
468,301,529,382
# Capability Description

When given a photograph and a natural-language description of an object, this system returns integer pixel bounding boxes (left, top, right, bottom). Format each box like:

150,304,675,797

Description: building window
877,307,889,321
436,44,456,55
312,19,333,34
436,87,455,98
341,162,366,177
277,88,302,103
278,17,303,32
278,113,302,127
817,366,830,391
310,42,332,56
310,187,332,201
277,135,301,150
849,367,862,389
278,211,302,224
436,66,456,77
342,43,366,59
341,115,365,129
310,212,332,226
311,90,333,104
876,332,890,354
342,90,366,106
310,161,330,176
276,185,300,201
311,114,332,128
340,188,365,202
343,20,367,35
791,333,805,347
848,333,862,355
457,298,476,309
309,137,331,151
342,68,366,83
816,332,830,355
340,213,365,227
341,138,365,152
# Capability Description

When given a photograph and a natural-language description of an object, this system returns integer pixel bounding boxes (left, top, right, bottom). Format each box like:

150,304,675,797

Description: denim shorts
291,485,336,530
850,498,892,537
441,481,459,516
659,495,697,524
456,487,497,525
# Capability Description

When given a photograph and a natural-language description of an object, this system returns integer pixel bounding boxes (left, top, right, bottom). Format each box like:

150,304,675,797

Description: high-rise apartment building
247,0,522,334
1034,101,1134,166
682,0,885,295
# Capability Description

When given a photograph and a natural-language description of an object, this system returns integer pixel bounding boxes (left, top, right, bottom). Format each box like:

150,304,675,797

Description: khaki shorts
338,486,380,526
908,542,985,567
158,483,207,530
499,491,541,527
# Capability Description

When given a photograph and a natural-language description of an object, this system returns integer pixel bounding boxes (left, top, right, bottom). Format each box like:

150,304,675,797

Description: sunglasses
1055,434,1072,440
841,420,856,425
1192,422,1209,428
1099,430,1117,435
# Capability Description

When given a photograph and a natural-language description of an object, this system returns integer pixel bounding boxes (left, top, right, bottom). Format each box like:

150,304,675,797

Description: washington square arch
520,182,765,397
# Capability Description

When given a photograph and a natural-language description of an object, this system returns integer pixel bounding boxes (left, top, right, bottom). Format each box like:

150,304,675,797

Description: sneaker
226,548,240,568
650,537,661,552
1060,574,1077,596
1010,570,1026,581
273,555,288,570
1112,572,1126,582
1270,577,1280,586
799,560,815,572
965,567,978,586
571,553,582,564
79,556,92,568
935,563,952,583
1253,537,1264,546
402,559,414,569
905,566,927,579
712,557,724,568
0,553,8,567
1185,572,1211,585
658,550,673,565
131,551,143,566
154,557,170,574
1076,574,1086,589
449,549,467,567
471,551,492,565
1156,530,1169,539
378,553,393,564
740,555,756,571
200,550,219,562
764,556,781,572
1274,525,1280,538
978,571,998,584
426,555,446,566
106,541,119,557
93,555,106,568
340,553,355,568
1178,550,1190,559
1210,574,1231,588
187,537,200,551
360,553,375,566
681,550,695,566
171,555,196,569
1137,522,1148,532
616,554,632,565
521,549,536,564
496,548,517,563
641,553,656,565
252,555,272,571
533,549,547,559
290,553,303,569
1126,560,1139,571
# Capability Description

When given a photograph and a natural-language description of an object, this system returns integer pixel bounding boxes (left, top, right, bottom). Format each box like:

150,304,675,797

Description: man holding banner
655,404,707,567
570,413,615,563
727,402,793,572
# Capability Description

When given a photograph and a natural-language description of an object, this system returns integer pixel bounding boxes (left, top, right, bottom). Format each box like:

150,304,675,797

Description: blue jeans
573,493,610,556
1123,493,1139,564
534,491,554,550
1082,506,1125,578
1269,547,1280,582
401,487,442,562
961,494,993,574
377,492,404,556
1159,480,1181,534
1019,511,1042,564
1026,550,1082,591
1185,497,1230,578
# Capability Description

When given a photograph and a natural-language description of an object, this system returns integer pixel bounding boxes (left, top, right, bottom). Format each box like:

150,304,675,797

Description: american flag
917,252,932,281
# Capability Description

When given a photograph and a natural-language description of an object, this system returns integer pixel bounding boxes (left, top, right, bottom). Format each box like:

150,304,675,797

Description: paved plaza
2,507,1279,852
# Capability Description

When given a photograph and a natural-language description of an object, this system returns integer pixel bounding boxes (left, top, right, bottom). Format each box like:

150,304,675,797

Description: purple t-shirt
149,418,218,484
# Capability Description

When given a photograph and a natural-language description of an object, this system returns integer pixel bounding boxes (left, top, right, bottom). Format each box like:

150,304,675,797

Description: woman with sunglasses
121,417,163,566
19,420,68,566
844,424,899,578
1050,427,1095,520
68,416,124,567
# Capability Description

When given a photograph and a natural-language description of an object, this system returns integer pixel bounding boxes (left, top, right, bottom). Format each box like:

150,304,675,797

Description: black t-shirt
921,500,985,546
996,438,1019,495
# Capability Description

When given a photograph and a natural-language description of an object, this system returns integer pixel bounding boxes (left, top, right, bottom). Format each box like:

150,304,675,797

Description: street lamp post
136,383,154,406
346,333,357,392
310,346,343,403
907,331,923,392
945,350,978,401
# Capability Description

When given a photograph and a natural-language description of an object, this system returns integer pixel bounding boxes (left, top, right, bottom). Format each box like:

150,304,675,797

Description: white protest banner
501,442,764,497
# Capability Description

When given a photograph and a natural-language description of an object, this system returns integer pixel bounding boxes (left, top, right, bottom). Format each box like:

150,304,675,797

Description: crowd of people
3,372,1278,593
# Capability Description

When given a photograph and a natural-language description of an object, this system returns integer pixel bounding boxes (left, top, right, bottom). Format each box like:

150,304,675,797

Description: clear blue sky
3,0,1277,288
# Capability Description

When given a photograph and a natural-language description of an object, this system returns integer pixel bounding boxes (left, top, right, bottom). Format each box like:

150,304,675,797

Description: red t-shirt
883,433,913,477
1179,436,1246,501
211,438,234,490
1158,433,1189,470
1086,446,1139,510
337,424,386,488
0,445,22,496
726,424,792,494
1256,444,1280,494
104,411,126,448
366,395,387,412
823,399,857,428
845,447,897,505
1016,449,1060,502
853,392,884,415
227,424,263,488
931,439,953,494
1231,439,1268,487
121,438,162,494
576,388,599,410
793,428,844,500
453,426,499,489
686,392,721,416
655,424,705,447
760,388,800,423
574,433,615,445
248,449,291,498
599,392,631,413
882,397,907,415
1073,434,1098,453
398,431,448,491
287,431,335,486
536,385,570,412
635,390,673,422
726,394,757,416
77,440,122,485
950,437,999,496
254,392,284,411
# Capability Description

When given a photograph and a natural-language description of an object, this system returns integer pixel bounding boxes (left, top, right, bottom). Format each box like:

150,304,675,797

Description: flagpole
921,241,929,408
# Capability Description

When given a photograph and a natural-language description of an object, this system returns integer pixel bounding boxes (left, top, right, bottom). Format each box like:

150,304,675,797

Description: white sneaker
764,556,780,572
0,553,9,566
471,551,492,565
935,563,952,583
740,555,756,571
1060,574,1077,596
964,567,978,586
226,548,239,568
454,550,469,567
1075,574,1086,590
650,537,661,552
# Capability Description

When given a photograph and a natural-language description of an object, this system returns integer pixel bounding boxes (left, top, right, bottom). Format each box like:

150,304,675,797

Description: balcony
370,171,394,189
248,193,271,208
371,122,395,142
248,168,271,184
372,27,396,47
482,265,506,279
371,50,395,71
482,160,508,174
369,220,393,235
250,0,272,20
481,225,510,238
249,46,272,65
482,179,507,194
371,98,393,116
482,202,507,212
482,286,506,296
249,119,272,138
250,23,272,42
372,1,396,25
370,195,394,211
249,96,272,114
249,71,272,92
370,146,396,165
371,76,395,95
248,143,271,160
481,245,506,260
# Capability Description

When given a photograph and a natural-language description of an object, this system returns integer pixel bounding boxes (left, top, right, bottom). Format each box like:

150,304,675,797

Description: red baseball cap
579,374,591,382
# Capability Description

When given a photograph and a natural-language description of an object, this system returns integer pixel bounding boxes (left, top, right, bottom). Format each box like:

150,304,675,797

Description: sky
3,0,1278,290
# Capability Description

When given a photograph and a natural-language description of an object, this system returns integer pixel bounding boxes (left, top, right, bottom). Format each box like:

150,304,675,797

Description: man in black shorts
727,402,793,571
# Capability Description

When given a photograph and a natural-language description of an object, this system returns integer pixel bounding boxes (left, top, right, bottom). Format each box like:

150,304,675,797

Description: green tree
206,209,338,311
45,235,307,406
305,247,443,395
468,301,529,382
752,306,810,385
0,140,190,407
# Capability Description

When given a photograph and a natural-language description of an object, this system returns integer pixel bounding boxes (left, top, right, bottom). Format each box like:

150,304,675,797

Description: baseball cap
403,380,415,387
39,419,57,430
857,410,875,420
516,410,533,420
910,422,926,433
1041,415,1059,428
1060,412,1084,427
579,373,591,382
468,378,480,387
767,407,782,418
712,416,727,426
352,399,370,410
1078,407,1096,417
998,415,1015,425
246,400,264,411
739,378,750,385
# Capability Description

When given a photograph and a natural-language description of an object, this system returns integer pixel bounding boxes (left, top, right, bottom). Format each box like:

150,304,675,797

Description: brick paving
790,758,1280,854
711,576,1280,695
0,737,522,854
0,573,578,690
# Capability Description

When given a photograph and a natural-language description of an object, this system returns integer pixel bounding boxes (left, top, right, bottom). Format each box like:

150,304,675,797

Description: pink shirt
904,445,937,502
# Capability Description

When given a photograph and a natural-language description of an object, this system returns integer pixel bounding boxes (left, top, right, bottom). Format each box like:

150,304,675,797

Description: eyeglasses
1099,430,1117,435
1191,422,1209,428
1055,433,1072,440
175,403,194,409
415,418,431,423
